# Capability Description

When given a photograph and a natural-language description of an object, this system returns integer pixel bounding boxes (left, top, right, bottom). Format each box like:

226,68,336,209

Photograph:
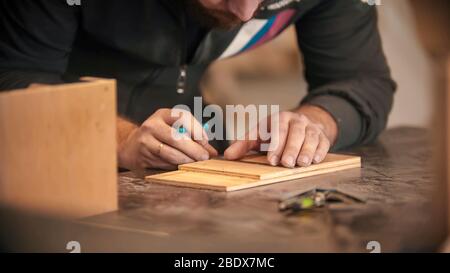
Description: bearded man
0,0,396,170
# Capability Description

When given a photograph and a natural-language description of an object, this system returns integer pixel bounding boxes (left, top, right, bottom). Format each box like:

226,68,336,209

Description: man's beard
184,0,245,30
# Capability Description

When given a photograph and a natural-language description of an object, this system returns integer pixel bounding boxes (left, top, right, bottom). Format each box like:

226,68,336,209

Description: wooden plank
147,154,361,192
226,162,361,192
179,154,360,180
148,163,360,192
148,171,257,192
0,79,118,218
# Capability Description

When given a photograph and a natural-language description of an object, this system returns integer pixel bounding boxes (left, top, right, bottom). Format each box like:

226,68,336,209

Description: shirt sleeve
295,0,397,150
0,0,80,91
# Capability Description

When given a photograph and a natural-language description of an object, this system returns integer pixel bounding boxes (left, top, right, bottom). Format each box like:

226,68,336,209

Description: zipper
177,6,188,95
177,65,187,94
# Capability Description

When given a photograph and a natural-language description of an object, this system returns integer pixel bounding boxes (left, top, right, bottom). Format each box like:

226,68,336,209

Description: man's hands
28,81,337,170
225,105,338,168
118,109,218,170
118,105,337,170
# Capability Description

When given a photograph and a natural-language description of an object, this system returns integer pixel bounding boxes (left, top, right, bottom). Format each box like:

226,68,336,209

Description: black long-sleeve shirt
0,0,396,150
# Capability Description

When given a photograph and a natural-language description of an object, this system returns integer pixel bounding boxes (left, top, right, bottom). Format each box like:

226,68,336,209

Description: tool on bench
279,188,366,213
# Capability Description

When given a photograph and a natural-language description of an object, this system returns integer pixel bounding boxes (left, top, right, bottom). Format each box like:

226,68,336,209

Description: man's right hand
118,109,218,170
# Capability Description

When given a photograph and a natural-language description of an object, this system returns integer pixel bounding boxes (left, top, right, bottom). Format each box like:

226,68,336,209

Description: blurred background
201,0,437,129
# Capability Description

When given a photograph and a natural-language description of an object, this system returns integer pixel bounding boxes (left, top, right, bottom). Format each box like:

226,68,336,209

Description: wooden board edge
240,153,359,165
145,171,232,191
178,165,261,180
146,176,229,192
146,170,185,179
179,155,361,180
259,156,361,180
0,79,116,99
225,162,361,192
145,160,361,192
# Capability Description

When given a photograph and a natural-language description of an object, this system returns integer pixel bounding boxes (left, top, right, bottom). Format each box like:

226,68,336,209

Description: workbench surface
77,127,445,252
1,127,446,252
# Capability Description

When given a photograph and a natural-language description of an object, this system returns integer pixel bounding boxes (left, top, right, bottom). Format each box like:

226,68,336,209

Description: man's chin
208,15,243,30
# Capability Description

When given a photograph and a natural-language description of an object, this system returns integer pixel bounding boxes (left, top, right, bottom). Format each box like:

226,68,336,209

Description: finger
141,134,194,166
204,143,219,158
224,139,260,160
165,109,219,156
312,134,331,164
153,122,211,162
267,114,291,166
130,145,178,171
280,119,306,168
224,124,261,160
158,142,196,165
297,126,321,167
165,109,209,146
182,117,219,156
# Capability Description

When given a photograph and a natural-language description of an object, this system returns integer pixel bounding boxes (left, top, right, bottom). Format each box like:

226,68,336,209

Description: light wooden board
0,79,118,218
179,153,360,180
146,154,361,192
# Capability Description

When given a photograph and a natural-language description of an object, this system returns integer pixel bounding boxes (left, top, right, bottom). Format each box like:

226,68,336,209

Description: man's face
187,0,263,29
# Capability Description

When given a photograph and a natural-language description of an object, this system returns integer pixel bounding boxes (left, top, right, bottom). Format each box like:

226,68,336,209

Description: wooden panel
179,154,360,180
147,154,361,192
148,171,258,192
0,79,118,218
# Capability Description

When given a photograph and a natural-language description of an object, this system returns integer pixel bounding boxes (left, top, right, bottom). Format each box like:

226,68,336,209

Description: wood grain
147,154,361,192
0,79,118,218
148,170,257,192
179,154,360,180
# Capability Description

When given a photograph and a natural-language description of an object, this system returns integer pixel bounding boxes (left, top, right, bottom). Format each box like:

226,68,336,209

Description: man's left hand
224,105,338,168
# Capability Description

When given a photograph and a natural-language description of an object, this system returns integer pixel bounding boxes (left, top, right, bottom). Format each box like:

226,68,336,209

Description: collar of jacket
159,0,304,20
258,0,303,17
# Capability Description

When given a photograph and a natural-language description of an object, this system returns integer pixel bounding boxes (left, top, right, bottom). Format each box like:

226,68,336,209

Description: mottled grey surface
78,127,446,252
